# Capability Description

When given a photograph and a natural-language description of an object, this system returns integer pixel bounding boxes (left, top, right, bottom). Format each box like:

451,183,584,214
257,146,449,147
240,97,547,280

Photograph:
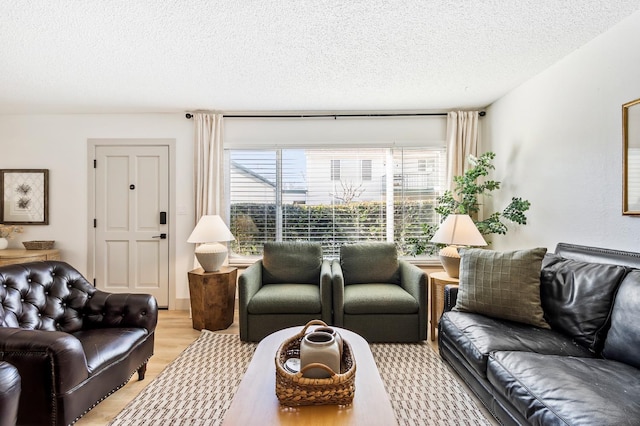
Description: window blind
227,147,445,258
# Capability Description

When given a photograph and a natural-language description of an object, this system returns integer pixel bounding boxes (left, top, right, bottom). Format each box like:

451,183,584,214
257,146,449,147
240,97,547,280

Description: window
227,147,445,258
331,160,341,181
361,159,372,181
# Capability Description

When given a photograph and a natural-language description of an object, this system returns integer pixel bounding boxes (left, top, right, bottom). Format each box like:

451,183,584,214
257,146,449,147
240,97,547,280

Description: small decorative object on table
275,320,356,406
22,240,55,250
0,225,23,250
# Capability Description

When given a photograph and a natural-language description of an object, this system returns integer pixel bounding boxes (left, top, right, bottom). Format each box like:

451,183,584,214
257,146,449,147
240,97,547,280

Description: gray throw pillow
454,247,550,328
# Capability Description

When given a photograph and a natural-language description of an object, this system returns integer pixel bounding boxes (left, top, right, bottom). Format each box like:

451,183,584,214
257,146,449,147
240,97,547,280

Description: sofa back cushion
602,270,640,368
0,261,95,333
340,243,400,285
262,242,323,285
540,254,628,353
454,247,549,328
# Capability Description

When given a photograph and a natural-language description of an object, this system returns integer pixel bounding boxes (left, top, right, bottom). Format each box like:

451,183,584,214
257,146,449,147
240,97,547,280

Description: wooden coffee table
223,325,397,426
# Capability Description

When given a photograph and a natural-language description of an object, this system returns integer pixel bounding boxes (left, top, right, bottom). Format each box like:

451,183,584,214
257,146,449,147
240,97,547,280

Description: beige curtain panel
193,112,224,221
445,111,479,192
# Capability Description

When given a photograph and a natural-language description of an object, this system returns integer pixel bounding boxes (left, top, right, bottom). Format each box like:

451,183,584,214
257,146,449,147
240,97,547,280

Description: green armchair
332,242,428,342
238,242,332,341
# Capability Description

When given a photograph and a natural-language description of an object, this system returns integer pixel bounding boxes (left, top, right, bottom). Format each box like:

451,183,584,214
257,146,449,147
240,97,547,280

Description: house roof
1,1,639,114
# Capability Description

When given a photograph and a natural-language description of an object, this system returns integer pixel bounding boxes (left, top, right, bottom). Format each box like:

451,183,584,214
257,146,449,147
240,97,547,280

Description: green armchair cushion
247,284,322,314
262,242,322,285
340,242,401,285
344,283,419,314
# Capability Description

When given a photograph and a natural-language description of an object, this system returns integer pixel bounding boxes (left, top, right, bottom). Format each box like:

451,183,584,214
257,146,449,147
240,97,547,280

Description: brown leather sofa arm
0,328,89,394
84,291,158,332
0,361,20,426
444,284,459,312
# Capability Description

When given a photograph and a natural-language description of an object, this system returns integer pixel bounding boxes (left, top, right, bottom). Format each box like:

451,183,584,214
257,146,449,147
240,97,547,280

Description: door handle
152,233,167,239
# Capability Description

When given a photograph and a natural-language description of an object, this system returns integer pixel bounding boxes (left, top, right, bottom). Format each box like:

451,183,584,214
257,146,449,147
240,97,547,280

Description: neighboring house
305,149,443,205
230,161,307,205
231,149,444,206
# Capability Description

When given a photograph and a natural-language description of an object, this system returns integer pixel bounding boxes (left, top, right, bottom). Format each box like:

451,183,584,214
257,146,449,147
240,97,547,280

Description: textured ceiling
1,1,639,114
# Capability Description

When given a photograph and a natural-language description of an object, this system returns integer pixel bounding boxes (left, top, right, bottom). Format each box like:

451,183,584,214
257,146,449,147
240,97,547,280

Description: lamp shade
430,214,487,246
430,214,486,278
187,215,235,244
188,215,235,272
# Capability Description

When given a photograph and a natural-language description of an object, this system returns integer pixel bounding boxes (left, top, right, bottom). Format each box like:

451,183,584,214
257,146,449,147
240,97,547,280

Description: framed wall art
624,98,640,215
0,169,49,225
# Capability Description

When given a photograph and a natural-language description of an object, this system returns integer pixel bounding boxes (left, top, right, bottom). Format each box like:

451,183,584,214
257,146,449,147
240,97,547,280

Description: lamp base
195,243,228,272
438,245,461,278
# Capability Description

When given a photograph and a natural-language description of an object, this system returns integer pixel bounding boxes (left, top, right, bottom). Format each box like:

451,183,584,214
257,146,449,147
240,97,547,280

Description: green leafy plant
410,151,531,255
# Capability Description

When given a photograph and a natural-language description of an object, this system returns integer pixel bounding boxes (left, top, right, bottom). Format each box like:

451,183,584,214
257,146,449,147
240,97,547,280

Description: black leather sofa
439,243,640,426
0,261,158,426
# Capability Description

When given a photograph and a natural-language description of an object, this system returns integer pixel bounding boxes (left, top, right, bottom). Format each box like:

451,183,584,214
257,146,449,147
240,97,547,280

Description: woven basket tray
275,320,356,406
23,240,55,250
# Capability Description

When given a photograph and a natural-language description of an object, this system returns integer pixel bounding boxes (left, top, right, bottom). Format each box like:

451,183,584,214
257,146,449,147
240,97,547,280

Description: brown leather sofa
0,261,158,426
0,361,20,426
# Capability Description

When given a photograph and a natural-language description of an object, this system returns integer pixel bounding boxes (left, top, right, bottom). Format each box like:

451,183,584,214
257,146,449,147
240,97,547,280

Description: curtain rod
185,111,486,119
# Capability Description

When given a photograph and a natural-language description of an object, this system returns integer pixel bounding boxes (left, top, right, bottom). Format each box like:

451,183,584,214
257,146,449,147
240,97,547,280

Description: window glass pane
391,149,445,256
228,150,277,255
227,147,443,259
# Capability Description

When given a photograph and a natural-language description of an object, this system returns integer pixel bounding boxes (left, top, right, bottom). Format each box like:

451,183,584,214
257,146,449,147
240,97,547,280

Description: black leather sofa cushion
439,311,593,378
488,351,640,426
603,270,640,368
541,254,628,353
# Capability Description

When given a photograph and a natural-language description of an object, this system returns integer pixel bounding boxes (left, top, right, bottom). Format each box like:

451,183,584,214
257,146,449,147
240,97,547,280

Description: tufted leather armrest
444,284,459,312
84,291,158,333
0,327,89,394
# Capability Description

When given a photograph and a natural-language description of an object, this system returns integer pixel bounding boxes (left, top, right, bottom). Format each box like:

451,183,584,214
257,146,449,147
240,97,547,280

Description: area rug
108,331,492,426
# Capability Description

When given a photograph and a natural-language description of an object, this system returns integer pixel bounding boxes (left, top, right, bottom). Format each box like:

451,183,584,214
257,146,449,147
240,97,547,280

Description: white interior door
94,145,169,307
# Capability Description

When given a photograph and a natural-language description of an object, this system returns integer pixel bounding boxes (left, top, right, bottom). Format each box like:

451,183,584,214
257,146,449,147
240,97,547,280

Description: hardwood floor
76,306,442,425
76,310,220,425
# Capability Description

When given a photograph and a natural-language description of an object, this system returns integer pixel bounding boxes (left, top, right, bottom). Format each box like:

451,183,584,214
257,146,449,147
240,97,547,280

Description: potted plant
410,151,530,255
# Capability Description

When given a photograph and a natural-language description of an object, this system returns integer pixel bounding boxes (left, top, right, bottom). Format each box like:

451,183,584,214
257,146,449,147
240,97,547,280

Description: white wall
484,10,640,253
0,114,196,305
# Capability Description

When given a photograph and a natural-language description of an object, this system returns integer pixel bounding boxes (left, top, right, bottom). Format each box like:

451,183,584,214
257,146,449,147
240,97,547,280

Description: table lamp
187,215,235,272
430,214,487,278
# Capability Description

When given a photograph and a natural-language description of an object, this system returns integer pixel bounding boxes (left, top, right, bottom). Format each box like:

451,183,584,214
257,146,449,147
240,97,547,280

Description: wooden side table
429,271,459,341
188,266,238,331
0,249,61,266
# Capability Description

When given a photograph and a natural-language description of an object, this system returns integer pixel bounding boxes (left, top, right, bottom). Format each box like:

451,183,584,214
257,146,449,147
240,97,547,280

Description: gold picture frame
0,169,49,225
623,98,640,215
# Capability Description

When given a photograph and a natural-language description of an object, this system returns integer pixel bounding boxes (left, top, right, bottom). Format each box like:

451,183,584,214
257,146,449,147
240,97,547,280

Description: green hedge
230,200,437,257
